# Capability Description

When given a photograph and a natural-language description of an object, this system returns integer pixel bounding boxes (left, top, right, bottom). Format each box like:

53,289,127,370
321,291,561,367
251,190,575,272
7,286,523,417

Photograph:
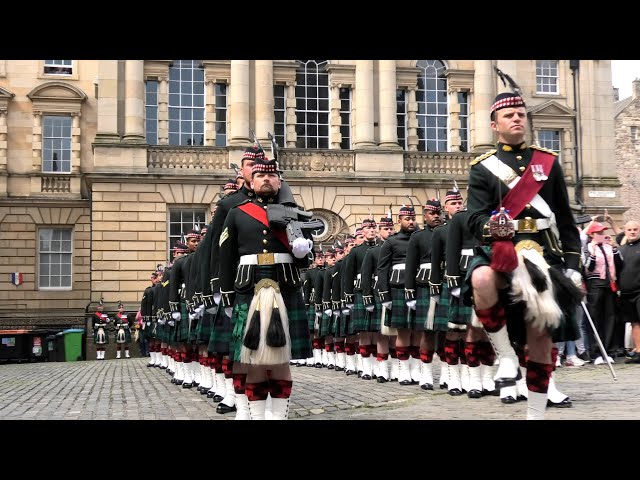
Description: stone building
0,59,621,331
615,79,640,223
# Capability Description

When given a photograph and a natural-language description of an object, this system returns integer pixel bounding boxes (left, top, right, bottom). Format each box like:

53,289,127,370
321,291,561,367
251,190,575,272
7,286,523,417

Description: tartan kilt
463,245,580,344
93,326,109,345
208,307,232,355
230,288,312,363
414,285,447,332
318,311,332,337
351,292,368,331
388,287,417,329
448,294,474,329
157,322,169,343
434,283,450,331
174,302,190,343
115,327,132,344
306,305,315,331
142,319,155,340
196,311,213,344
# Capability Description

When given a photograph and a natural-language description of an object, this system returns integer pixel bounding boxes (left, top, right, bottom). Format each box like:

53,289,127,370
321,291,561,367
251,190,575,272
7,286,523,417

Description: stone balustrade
147,146,228,171
41,175,71,193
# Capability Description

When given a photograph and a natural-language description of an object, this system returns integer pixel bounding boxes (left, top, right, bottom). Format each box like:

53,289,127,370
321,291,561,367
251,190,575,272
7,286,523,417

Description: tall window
145,80,158,145
536,60,559,94
631,126,638,140
274,85,286,148
458,92,470,152
168,60,205,146
396,89,407,150
295,60,330,149
538,129,561,160
339,87,351,149
168,208,207,257
416,60,448,152
44,60,72,75
214,83,227,147
42,115,72,173
39,228,72,289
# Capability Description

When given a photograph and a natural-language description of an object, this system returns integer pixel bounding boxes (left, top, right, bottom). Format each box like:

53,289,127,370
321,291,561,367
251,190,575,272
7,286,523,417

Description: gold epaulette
530,145,559,156
469,149,497,166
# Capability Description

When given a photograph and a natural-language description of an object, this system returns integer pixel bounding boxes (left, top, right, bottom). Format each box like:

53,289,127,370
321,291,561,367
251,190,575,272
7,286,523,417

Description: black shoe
182,382,193,389
327,364,335,370
361,374,372,380
345,369,357,376
399,379,413,385
517,395,527,402
482,388,499,397
200,388,209,395
420,383,434,391
468,389,483,399
334,366,344,372
377,376,389,383
625,352,640,364
296,362,307,367
494,368,523,390
501,396,517,404
547,397,573,408
216,403,237,414
206,390,215,398
315,363,323,368
213,394,224,403
577,351,591,363
448,388,463,396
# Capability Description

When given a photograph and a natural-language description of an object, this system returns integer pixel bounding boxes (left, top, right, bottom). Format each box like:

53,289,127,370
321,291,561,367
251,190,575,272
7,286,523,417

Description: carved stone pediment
0,86,15,112
528,100,576,118
27,81,87,114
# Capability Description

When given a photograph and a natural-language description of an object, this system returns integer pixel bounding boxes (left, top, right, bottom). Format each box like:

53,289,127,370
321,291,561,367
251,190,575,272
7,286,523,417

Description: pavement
0,356,637,421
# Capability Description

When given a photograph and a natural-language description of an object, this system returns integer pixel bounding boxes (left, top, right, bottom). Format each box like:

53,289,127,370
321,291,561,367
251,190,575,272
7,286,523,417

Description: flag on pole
11,272,23,286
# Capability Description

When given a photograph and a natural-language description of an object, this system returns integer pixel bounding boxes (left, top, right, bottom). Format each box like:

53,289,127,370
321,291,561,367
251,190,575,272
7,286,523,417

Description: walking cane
581,301,617,380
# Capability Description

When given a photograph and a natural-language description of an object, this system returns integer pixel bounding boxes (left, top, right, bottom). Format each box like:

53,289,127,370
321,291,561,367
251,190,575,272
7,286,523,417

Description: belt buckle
519,217,538,233
514,239,544,256
257,252,275,265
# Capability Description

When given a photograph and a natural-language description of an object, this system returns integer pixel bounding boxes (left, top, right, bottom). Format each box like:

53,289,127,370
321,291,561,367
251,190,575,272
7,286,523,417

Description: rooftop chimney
634,78,640,99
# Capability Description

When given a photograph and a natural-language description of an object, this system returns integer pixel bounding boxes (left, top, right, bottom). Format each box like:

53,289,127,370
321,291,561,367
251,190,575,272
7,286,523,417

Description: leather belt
461,249,474,256
239,253,293,266
511,218,551,234
392,264,406,270
419,263,431,269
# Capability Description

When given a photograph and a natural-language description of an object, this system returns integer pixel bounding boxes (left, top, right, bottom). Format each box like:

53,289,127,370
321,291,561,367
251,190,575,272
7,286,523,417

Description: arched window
295,60,330,149
416,60,448,152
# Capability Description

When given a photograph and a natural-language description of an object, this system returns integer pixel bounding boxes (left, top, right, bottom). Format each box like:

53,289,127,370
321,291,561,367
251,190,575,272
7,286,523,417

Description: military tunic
377,230,415,329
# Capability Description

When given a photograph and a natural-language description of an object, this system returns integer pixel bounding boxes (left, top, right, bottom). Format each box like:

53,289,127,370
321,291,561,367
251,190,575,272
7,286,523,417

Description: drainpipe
570,60,586,212
84,187,93,332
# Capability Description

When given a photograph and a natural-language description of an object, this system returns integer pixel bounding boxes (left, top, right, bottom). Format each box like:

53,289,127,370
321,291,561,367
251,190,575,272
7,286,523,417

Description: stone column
71,113,81,173
95,60,120,143
406,87,418,151
205,80,216,146
0,109,7,196
32,112,42,172
157,74,168,144
255,60,274,146
229,60,250,145
123,60,146,143
378,60,400,149
471,60,495,153
285,82,297,148
448,88,461,152
354,60,375,149
330,82,342,149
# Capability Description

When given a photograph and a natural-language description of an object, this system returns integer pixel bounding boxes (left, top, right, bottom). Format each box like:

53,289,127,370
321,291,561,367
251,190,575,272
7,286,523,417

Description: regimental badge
531,164,548,182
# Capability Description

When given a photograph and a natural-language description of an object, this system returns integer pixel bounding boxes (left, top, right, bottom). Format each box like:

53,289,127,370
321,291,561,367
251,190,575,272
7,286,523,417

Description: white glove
171,311,180,320
188,313,196,322
205,305,218,315
382,301,392,310
292,237,313,259
224,307,233,318
430,295,440,304
450,287,461,298
315,311,322,318
346,304,354,310
324,309,332,317
365,304,375,312
195,305,204,314
213,292,221,305
564,268,583,287
406,300,417,310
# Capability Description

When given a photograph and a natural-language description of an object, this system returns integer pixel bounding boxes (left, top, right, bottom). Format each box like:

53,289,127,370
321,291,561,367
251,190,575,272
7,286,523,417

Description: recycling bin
28,332,48,361
0,330,30,362
46,334,58,362
56,329,86,362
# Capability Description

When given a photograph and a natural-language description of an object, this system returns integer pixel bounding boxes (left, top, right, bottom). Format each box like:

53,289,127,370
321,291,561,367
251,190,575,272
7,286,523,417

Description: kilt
196,311,213,344
415,285,448,332
388,287,417,329
319,311,332,337
464,245,580,344
208,307,232,355
93,325,109,345
156,322,167,343
434,283,450,331
306,305,316,331
174,301,190,343
334,310,357,337
230,288,312,363
351,291,368,331
142,318,156,340
115,327,132,344
447,294,473,330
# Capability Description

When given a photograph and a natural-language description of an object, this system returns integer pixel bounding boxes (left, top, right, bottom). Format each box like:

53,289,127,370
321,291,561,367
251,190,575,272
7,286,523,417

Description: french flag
11,272,23,286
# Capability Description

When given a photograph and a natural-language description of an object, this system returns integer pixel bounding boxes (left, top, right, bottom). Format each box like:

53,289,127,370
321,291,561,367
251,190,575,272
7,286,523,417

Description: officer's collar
240,185,255,197
255,193,277,203
499,141,527,152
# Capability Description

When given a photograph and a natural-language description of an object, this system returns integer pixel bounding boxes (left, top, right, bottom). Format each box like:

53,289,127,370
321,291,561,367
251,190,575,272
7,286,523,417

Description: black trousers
586,281,619,355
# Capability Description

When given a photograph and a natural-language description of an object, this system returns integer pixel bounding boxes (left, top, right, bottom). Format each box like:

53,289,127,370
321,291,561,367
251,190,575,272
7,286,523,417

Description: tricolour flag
11,272,23,286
